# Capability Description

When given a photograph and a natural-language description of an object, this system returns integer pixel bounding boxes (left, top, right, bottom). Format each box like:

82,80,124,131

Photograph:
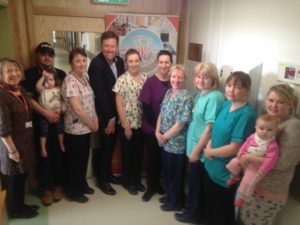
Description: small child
226,114,279,207
36,68,65,157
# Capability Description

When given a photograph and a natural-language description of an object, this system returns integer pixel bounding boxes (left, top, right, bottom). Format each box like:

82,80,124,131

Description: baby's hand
42,70,48,78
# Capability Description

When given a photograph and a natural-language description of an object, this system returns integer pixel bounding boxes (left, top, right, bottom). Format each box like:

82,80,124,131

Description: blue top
186,90,224,161
160,89,193,154
204,101,256,188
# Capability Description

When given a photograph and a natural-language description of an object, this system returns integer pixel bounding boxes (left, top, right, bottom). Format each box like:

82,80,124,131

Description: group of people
0,30,300,225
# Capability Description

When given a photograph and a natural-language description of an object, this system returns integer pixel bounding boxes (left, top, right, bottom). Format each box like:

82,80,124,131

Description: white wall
186,0,300,113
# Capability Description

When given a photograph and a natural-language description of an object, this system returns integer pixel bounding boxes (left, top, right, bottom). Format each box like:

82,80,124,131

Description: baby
36,68,65,156
226,114,279,207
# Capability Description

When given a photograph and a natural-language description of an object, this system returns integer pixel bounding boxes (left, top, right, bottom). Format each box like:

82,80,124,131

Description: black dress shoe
160,203,180,212
22,203,39,211
159,196,167,203
71,195,89,203
10,208,38,219
98,182,116,195
108,175,122,184
142,189,156,202
156,185,165,195
136,183,145,192
85,186,95,195
174,213,201,224
127,185,138,195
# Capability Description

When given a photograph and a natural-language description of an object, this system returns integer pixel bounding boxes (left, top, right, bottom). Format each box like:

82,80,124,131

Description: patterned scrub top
61,73,97,135
160,89,193,154
113,71,148,129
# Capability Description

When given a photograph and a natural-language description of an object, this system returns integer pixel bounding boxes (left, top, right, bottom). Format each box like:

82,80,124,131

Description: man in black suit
88,31,125,195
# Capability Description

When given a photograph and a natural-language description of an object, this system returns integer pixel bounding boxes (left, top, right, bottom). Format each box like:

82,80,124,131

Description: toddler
36,68,65,156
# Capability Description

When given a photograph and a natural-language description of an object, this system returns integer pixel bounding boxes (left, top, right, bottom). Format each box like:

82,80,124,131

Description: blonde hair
194,63,219,90
170,64,187,79
267,83,297,115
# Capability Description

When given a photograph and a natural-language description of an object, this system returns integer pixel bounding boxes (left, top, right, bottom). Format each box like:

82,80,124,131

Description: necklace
70,72,87,85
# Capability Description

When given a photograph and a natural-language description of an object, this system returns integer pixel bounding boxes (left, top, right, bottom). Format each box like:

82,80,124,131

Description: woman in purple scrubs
139,50,173,202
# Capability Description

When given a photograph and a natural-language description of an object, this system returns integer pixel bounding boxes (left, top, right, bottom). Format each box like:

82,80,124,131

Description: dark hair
124,49,141,62
43,68,61,87
101,31,119,45
226,71,251,90
69,48,87,64
35,42,55,56
157,50,173,63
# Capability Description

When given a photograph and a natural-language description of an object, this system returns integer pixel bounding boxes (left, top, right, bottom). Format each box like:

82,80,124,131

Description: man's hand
105,119,115,135
45,110,60,123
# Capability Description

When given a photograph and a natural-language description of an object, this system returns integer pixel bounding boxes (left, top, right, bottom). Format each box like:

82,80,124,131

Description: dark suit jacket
88,53,125,131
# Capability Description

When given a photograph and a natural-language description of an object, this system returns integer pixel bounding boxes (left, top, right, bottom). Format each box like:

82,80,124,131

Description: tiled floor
9,178,183,225
9,177,300,225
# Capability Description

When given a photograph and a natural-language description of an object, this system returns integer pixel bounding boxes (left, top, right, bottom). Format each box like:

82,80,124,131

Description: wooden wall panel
8,0,31,68
8,0,187,68
34,15,104,44
32,0,168,14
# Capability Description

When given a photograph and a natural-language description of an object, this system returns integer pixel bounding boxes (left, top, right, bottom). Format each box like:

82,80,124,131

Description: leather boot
41,190,53,206
53,186,63,202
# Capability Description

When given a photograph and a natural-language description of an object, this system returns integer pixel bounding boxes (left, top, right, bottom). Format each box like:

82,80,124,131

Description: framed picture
188,42,202,62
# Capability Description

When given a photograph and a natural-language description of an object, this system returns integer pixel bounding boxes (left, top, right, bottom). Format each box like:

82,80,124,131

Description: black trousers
33,114,64,192
186,160,206,221
119,126,144,187
39,123,64,191
161,150,185,208
204,170,237,225
144,133,163,191
64,132,91,198
6,173,27,213
93,128,117,184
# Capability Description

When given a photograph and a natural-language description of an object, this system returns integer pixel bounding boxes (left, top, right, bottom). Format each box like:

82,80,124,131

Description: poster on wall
105,13,179,75
278,63,300,85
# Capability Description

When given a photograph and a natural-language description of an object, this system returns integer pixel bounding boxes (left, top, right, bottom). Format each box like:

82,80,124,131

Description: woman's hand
239,153,250,168
90,120,99,133
155,131,168,145
8,151,20,162
189,149,200,163
41,149,48,158
124,127,133,140
204,145,214,160
41,148,49,157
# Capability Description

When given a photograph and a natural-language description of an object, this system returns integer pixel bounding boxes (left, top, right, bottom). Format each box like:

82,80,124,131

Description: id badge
25,121,33,128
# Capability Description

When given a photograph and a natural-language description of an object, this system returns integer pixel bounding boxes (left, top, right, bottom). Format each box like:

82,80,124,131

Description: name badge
25,121,33,128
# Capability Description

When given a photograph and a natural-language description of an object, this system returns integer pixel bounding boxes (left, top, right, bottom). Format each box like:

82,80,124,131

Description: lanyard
10,91,30,121
0,84,30,120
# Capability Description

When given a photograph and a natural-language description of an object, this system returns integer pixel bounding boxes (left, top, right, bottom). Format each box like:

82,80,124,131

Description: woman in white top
113,49,148,195
61,48,98,203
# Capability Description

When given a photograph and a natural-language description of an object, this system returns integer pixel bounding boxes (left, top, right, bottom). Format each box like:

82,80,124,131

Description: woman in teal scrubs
203,71,256,225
